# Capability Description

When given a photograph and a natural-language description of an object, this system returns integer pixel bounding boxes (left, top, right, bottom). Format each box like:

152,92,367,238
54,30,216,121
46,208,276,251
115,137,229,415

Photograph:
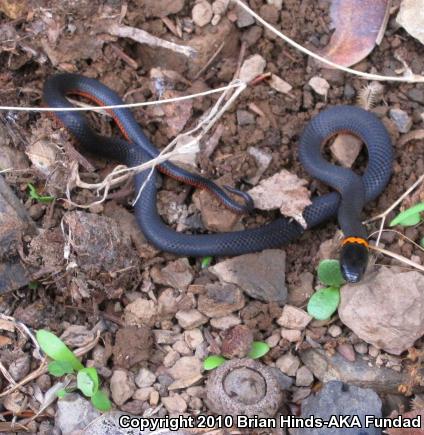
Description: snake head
339,238,369,283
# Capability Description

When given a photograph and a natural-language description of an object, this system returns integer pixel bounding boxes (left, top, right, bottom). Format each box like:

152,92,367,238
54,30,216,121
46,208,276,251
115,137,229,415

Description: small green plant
307,260,345,321
36,330,111,411
390,202,424,227
201,256,213,269
27,183,55,203
203,341,270,371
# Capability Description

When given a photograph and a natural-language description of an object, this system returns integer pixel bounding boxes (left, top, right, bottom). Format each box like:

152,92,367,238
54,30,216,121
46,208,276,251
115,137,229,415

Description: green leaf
48,360,75,377
28,281,39,290
203,355,226,370
27,183,55,203
421,237,424,249
307,287,340,321
56,388,68,398
247,341,270,359
36,330,84,371
390,203,424,227
77,367,99,397
91,390,112,412
317,260,345,287
201,256,213,269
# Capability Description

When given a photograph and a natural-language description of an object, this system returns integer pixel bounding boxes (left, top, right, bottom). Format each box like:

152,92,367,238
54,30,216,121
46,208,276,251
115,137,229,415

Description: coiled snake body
43,74,394,282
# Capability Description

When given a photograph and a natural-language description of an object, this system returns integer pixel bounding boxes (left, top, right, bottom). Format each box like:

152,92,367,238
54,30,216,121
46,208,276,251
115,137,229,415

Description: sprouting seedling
27,183,55,203
36,330,111,411
390,202,424,227
201,256,213,269
307,260,344,321
203,341,270,371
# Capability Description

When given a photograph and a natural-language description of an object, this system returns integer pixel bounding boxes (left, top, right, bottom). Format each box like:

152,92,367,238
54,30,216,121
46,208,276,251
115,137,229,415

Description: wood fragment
109,43,138,69
161,16,183,39
108,23,196,58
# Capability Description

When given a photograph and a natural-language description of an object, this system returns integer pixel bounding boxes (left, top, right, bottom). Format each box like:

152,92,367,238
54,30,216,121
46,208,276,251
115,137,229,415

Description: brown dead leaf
25,139,57,176
318,0,390,67
248,169,312,228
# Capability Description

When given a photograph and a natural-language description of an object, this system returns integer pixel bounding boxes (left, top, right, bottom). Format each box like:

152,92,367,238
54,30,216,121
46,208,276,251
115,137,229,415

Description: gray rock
269,367,294,390
407,88,424,104
298,381,382,435
81,411,191,435
339,267,424,355
210,249,287,304
236,1,255,27
389,108,412,133
0,175,36,294
55,393,100,435
236,109,255,126
396,0,424,44
8,355,30,382
300,348,423,393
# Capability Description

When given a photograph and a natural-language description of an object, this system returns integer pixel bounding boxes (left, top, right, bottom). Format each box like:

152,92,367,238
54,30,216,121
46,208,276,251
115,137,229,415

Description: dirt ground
1,0,424,433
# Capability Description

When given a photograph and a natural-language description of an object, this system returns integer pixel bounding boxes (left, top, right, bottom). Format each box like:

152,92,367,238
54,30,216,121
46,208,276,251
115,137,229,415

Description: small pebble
389,108,412,133
135,368,156,388
368,345,380,358
281,328,302,342
276,353,300,376
267,0,283,9
337,343,356,362
308,76,330,97
328,324,342,338
192,1,213,27
236,2,255,28
237,109,255,126
239,54,266,83
295,366,314,387
407,88,424,104
354,342,368,355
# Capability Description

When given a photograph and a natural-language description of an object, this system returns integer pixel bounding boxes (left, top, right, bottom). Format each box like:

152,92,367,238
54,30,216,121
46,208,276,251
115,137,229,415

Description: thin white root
64,79,247,209
232,0,424,83
370,245,424,273
368,228,424,253
365,174,424,224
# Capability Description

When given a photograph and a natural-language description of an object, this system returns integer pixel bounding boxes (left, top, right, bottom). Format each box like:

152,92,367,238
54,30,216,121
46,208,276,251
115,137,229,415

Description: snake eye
340,241,369,283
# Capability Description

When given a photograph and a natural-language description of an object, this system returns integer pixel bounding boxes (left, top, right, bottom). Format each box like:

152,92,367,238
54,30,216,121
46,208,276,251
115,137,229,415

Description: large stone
397,0,424,44
210,249,287,304
197,283,245,317
300,348,423,393
339,267,424,355
298,381,382,435
0,175,35,294
55,393,100,435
